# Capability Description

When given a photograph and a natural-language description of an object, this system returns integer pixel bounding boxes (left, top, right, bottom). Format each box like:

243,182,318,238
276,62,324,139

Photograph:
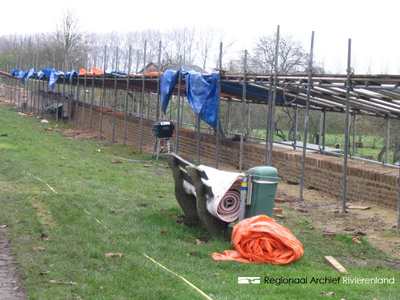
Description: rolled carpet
212,215,304,264
182,165,243,222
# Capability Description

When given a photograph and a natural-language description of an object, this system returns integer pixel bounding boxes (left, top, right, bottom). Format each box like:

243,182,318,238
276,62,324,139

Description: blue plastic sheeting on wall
184,72,220,127
26,68,35,80
39,68,56,80
12,69,21,77
49,71,64,90
160,70,180,114
66,70,78,83
19,71,27,84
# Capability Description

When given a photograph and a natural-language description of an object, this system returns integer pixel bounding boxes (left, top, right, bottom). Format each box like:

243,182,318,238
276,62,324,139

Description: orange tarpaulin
91,67,104,76
212,215,304,264
78,69,93,76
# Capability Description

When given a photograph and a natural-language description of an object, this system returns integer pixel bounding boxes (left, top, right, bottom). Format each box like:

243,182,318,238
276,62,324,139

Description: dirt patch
0,227,27,299
276,182,400,260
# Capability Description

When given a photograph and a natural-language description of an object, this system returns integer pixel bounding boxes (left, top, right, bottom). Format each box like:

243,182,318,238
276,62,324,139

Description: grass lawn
0,104,399,299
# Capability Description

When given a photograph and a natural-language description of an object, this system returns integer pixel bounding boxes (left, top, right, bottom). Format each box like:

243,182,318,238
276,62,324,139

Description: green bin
245,166,281,218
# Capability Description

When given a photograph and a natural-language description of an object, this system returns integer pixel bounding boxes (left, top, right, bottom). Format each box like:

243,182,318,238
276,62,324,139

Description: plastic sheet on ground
212,215,304,264
183,165,243,222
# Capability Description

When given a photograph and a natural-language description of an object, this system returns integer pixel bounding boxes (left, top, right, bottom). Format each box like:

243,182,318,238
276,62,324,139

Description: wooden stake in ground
325,256,348,274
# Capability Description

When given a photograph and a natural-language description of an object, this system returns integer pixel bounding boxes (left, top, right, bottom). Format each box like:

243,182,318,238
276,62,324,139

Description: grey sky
2,0,399,74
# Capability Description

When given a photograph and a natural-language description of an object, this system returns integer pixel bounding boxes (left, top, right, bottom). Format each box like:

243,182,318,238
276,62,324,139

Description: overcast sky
2,0,400,74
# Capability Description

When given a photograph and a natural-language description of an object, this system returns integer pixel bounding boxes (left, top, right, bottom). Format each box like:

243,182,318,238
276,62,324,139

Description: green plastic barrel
245,166,281,218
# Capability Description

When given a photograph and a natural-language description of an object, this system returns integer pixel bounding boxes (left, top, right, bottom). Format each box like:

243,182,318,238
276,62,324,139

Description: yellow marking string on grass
82,208,112,234
26,172,58,194
143,253,212,300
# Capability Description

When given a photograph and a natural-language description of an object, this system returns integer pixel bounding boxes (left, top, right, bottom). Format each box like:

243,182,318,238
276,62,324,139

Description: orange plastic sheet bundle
212,215,304,265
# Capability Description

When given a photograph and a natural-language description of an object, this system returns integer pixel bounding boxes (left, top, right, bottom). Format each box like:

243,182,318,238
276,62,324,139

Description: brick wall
70,101,399,210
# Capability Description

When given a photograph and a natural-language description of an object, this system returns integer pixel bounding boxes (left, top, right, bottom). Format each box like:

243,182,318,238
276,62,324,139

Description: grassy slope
0,104,398,300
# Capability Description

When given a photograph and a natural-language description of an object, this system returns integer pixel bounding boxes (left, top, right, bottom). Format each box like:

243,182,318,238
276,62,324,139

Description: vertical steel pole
352,113,357,156
139,41,147,153
197,115,201,165
99,46,107,138
174,55,182,154
68,64,73,125
239,50,247,172
62,56,67,122
75,70,80,128
268,25,280,165
342,38,352,214
112,46,119,142
227,100,232,134
82,56,88,131
322,110,327,151
216,42,222,169
385,116,390,164
247,104,251,136
123,45,132,145
89,62,95,131
264,61,274,163
318,110,323,152
156,41,162,121
398,150,400,229
299,31,315,202
294,105,298,150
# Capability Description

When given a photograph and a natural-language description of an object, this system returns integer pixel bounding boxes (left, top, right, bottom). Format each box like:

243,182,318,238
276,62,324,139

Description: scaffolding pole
268,25,280,166
112,47,119,142
123,45,132,145
175,55,182,154
139,41,147,153
99,45,107,138
239,50,247,172
216,42,222,169
385,116,390,165
294,105,298,150
299,31,315,202
156,41,162,121
342,38,352,214
352,113,357,156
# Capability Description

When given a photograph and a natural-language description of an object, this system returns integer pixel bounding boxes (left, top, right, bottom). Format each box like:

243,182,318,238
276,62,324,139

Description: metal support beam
197,115,201,165
342,39,352,214
99,46,107,138
112,47,119,142
268,25,280,165
156,41,162,121
81,56,88,131
264,77,273,164
322,110,327,151
385,116,390,164
318,110,323,152
123,45,132,145
294,105,298,150
139,41,147,153
216,42,222,169
299,31,315,202
352,113,357,156
175,55,182,154
239,50,247,172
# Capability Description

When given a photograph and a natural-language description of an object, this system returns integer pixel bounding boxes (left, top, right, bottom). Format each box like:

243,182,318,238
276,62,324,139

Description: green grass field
0,104,399,299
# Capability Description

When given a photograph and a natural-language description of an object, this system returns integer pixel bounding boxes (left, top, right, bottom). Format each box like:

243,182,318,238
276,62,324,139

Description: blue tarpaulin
26,68,35,80
66,70,78,83
184,72,219,127
160,70,220,127
39,68,55,80
11,69,21,77
160,70,180,114
49,71,64,90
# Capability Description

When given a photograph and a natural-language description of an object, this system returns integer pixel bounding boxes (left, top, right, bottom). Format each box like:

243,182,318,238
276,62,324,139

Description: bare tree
44,10,85,70
253,33,308,73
